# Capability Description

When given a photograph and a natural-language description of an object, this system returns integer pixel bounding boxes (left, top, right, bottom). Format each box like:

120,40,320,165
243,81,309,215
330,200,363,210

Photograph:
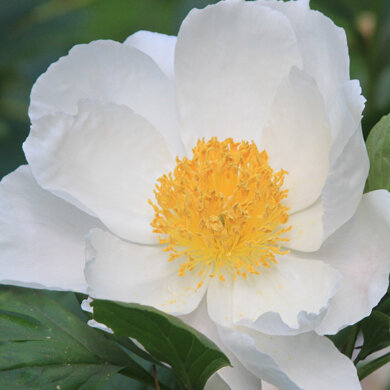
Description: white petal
217,355,264,390
204,374,230,390
263,78,365,254
181,298,263,390
29,39,183,157
322,126,369,241
81,297,94,313
87,319,113,334
261,382,278,390
175,0,301,152
85,229,207,316
261,68,330,214
315,191,390,335
220,327,361,390
219,327,299,390
124,31,176,80
285,126,368,253
284,198,324,252
328,81,366,163
24,100,175,244
259,0,349,108
207,255,340,335
207,275,235,328
0,166,100,292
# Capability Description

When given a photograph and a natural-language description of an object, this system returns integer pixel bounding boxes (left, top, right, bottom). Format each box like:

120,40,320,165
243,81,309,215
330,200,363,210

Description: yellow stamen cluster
149,138,291,285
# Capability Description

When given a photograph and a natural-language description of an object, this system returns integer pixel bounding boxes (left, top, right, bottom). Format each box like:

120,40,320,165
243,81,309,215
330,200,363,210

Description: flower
1,0,390,388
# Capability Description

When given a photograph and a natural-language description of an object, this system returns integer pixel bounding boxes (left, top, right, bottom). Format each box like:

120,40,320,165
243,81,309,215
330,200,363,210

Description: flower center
149,138,291,287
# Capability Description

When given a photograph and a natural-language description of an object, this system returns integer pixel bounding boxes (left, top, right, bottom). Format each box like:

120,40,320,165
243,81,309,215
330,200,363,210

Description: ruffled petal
264,76,365,253
24,100,175,244
124,31,176,80
0,166,100,292
285,126,368,253
314,191,390,335
260,67,330,214
85,229,207,315
328,81,366,163
259,0,349,107
255,1,366,252
175,0,301,152
29,39,183,156
322,126,369,241
317,79,366,242
219,327,299,390
220,327,361,390
207,255,340,335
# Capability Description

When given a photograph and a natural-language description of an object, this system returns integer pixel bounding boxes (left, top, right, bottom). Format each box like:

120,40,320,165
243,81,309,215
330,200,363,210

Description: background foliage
1,0,390,389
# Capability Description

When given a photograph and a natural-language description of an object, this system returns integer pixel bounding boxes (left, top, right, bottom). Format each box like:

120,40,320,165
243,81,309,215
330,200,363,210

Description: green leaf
356,311,390,362
358,351,390,380
113,335,161,365
365,113,390,192
92,300,231,390
327,325,354,352
375,275,390,315
102,368,181,390
91,325,181,389
328,324,360,358
377,295,390,316
0,285,159,390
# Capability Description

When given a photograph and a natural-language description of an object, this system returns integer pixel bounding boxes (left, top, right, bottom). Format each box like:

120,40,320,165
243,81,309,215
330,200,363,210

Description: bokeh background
1,0,389,388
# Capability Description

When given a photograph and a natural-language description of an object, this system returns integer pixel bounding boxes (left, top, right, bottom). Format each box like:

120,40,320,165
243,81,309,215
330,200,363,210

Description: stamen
149,138,291,281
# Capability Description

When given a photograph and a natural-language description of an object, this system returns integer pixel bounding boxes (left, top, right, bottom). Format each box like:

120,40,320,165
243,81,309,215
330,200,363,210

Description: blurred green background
0,0,390,181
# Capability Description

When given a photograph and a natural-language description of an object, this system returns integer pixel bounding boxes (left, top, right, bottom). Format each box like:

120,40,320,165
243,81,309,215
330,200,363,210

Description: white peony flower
1,0,390,388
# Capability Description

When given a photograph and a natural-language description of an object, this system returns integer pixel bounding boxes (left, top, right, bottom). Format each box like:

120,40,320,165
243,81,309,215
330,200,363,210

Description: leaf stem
343,324,360,359
153,364,161,390
358,351,390,380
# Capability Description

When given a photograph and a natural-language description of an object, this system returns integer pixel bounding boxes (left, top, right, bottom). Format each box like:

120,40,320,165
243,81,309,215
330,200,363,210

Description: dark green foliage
0,285,162,389
92,300,230,390
356,311,390,362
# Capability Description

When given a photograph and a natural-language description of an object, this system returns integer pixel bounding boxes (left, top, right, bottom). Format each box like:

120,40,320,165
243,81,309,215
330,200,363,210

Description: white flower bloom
1,0,390,389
